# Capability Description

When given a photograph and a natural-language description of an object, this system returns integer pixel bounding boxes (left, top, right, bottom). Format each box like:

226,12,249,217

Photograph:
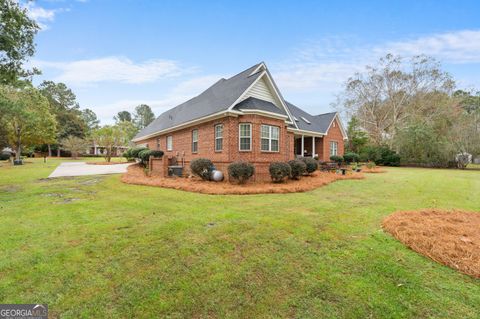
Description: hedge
228,161,255,184
269,162,291,183
190,158,214,181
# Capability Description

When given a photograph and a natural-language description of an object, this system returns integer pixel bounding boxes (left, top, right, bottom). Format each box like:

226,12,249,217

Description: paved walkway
48,161,132,178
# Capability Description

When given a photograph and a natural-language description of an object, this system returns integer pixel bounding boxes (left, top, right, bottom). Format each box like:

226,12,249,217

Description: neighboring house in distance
86,143,128,157
133,62,347,179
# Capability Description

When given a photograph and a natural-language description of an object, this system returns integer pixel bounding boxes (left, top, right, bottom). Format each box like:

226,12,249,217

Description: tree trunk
57,148,60,157
15,128,22,161
48,144,52,157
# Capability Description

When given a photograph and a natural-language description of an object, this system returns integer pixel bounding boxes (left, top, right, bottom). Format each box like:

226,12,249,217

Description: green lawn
1,159,479,318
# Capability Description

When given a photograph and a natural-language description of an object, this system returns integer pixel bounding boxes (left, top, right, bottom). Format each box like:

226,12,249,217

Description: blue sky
25,0,480,123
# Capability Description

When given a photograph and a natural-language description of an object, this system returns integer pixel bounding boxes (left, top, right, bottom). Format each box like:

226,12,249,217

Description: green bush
359,145,400,166
299,157,318,174
149,150,164,158
125,146,148,160
269,162,291,183
136,150,164,166
288,159,306,180
138,149,151,166
343,152,360,164
0,153,10,160
330,155,344,164
228,161,255,184
190,158,214,181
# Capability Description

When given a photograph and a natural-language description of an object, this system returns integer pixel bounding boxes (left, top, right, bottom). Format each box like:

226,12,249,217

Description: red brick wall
136,114,344,179
320,117,345,162
135,114,295,181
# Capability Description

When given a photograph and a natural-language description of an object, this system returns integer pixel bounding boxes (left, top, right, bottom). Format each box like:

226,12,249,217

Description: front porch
294,134,324,160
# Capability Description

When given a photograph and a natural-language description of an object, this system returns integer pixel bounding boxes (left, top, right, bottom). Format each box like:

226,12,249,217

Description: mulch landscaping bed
121,164,364,195
362,166,386,173
382,209,480,278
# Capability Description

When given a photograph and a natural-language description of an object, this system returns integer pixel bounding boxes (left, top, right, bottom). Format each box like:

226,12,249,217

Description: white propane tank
211,170,224,182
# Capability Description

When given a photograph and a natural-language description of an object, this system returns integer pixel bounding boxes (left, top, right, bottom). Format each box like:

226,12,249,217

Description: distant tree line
0,0,156,162
338,54,480,168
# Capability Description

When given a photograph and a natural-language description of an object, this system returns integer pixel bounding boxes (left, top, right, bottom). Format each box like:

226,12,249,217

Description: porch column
301,135,304,157
312,136,315,158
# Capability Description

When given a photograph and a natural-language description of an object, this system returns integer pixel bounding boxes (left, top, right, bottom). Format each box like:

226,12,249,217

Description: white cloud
34,56,192,86
23,2,67,30
95,75,221,123
272,30,480,95
378,30,480,64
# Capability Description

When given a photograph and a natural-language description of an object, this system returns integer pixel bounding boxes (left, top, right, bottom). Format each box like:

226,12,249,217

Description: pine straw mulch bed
121,164,364,195
361,166,387,173
382,209,480,278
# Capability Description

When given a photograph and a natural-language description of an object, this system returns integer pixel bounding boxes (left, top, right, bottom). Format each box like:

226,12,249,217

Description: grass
0,158,479,318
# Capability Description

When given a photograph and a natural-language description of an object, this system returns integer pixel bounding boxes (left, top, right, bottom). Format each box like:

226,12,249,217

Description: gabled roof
285,101,337,134
233,97,287,116
134,63,264,140
133,62,343,141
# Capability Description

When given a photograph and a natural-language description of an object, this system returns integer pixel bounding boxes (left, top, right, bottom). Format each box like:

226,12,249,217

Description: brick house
133,62,347,180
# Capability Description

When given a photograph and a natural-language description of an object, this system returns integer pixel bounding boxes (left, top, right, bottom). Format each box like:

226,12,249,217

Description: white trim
227,66,298,129
260,124,280,152
166,135,173,151
325,114,348,140
227,70,267,112
238,109,288,120
239,123,252,151
329,141,339,156
249,62,266,76
132,110,241,142
300,116,311,124
312,136,315,158
191,129,198,153
262,70,299,129
287,127,325,137
214,124,223,152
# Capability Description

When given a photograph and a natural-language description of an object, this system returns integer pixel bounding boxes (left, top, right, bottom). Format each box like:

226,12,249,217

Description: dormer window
301,116,311,124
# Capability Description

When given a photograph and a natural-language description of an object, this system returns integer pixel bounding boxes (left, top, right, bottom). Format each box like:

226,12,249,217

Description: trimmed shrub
330,155,344,165
228,161,255,184
149,150,164,158
359,145,400,166
299,157,318,174
343,152,360,164
376,147,401,166
129,146,149,159
269,162,291,183
138,149,151,166
0,153,10,161
288,159,306,180
190,158,214,181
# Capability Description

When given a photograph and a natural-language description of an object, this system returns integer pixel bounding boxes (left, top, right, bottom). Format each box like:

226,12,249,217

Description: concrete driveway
48,161,132,178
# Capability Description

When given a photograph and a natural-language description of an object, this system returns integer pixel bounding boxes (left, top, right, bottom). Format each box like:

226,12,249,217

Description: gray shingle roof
285,101,337,134
233,97,286,115
134,62,339,140
134,63,264,140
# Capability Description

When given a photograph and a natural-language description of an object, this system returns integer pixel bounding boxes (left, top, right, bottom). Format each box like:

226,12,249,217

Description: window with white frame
239,123,251,151
156,138,160,150
261,125,279,152
166,135,173,151
192,129,198,153
215,124,223,151
330,141,338,156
